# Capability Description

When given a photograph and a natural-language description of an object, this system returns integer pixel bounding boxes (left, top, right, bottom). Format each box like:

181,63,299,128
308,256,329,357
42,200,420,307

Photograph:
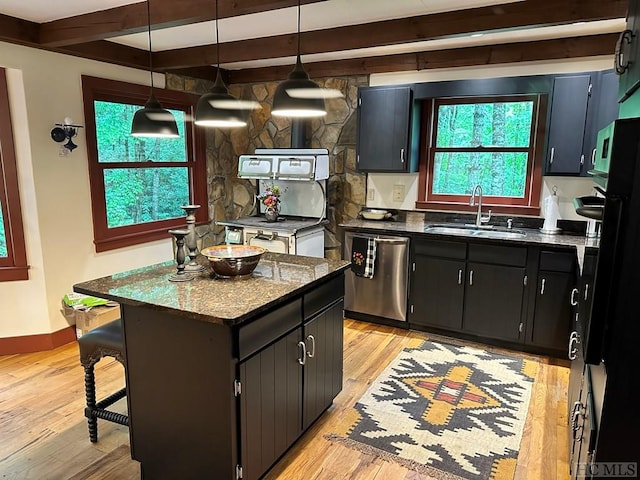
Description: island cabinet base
122,274,345,480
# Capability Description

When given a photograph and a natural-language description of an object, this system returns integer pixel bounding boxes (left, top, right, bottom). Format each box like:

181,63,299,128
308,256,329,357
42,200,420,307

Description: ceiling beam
38,0,329,47
225,33,619,84
0,13,39,45
153,0,627,70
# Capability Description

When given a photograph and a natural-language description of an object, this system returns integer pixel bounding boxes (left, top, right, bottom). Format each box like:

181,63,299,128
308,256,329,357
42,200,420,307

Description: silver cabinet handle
306,334,315,358
298,341,306,365
591,148,596,166
580,154,585,165
571,401,584,439
458,269,463,285
400,148,405,163
550,147,555,164
540,278,546,295
568,331,579,360
469,270,474,286
584,283,589,301
570,287,579,306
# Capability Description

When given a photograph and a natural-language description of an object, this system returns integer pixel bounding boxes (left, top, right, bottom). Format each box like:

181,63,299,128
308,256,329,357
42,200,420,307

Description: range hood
238,148,329,181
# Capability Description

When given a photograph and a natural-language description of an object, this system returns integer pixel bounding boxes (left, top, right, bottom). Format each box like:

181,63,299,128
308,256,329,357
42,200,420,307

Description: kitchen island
74,252,350,480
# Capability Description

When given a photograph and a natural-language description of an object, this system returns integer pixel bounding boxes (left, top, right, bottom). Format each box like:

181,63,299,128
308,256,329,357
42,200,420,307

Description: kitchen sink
423,224,526,239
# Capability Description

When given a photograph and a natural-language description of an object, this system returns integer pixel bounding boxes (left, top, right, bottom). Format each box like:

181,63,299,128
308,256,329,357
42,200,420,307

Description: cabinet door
240,328,303,480
618,0,640,103
303,300,344,429
410,255,465,331
357,86,412,172
545,75,591,175
530,271,574,352
463,262,525,341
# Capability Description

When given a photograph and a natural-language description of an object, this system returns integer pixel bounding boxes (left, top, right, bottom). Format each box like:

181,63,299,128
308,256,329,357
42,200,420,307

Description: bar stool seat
78,318,128,442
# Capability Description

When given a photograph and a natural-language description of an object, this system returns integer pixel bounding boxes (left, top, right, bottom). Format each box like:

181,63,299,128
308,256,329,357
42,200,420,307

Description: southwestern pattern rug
327,341,537,480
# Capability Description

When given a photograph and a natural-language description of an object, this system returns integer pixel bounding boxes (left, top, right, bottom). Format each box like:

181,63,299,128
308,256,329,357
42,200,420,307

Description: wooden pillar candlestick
168,229,195,282
181,204,205,272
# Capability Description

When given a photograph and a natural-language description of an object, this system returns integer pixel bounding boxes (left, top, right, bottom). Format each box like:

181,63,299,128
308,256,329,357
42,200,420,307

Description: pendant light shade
195,70,247,127
131,92,179,137
194,0,248,128
271,0,327,118
271,56,326,117
131,0,179,138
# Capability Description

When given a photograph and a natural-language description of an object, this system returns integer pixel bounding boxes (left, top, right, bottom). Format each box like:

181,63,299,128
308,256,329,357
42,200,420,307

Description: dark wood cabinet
527,250,576,354
463,262,525,341
240,329,303,480
410,239,465,331
302,299,344,429
617,0,640,103
545,74,592,175
356,86,419,172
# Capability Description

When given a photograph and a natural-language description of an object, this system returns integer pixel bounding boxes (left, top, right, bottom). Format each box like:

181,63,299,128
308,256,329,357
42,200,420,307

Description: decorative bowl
200,245,266,278
360,209,391,220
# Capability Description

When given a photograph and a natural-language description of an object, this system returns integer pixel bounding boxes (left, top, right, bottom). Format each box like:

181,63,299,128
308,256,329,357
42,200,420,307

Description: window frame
416,94,547,215
82,76,207,253
0,67,29,281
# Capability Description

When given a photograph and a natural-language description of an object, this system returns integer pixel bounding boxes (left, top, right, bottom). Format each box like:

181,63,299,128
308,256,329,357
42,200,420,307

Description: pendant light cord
146,0,154,91
297,0,301,57
216,0,220,69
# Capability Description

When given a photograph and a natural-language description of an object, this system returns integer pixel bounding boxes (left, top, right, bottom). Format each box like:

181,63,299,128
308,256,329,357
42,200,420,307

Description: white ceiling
0,0,625,70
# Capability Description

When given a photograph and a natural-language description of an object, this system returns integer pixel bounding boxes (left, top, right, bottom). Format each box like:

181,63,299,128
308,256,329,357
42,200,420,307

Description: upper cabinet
544,71,619,177
616,0,640,103
356,86,420,172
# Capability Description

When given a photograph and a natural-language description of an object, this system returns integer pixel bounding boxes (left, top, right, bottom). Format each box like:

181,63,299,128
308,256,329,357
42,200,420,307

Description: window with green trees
82,76,206,252
0,67,28,281
421,94,545,213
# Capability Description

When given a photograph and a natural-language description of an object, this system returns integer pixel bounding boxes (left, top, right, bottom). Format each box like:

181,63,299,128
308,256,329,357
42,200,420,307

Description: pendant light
272,0,327,117
131,0,179,138
195,0,248,127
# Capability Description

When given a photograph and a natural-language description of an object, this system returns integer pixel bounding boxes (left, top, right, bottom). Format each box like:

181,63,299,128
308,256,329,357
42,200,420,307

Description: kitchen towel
351,236,376,278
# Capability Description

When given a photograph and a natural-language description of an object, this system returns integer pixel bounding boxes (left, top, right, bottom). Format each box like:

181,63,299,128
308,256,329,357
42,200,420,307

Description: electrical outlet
367,189,375,201
392,184,405,202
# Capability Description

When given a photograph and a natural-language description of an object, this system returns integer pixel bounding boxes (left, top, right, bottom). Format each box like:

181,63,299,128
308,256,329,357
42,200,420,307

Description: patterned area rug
327,341,537,480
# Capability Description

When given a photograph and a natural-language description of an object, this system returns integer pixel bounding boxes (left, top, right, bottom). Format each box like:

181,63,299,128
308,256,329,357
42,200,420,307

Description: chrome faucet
469,184,492,227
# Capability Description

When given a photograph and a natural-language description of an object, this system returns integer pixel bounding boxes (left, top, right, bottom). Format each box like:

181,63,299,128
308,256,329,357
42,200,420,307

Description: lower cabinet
238,279,344,480
409,237,575,356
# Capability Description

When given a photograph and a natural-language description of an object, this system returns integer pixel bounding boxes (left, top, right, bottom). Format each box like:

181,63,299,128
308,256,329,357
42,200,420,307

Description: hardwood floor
0,320,570,480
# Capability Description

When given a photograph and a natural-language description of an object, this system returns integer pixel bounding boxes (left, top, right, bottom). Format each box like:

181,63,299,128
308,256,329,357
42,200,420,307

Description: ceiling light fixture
131,0,179,138
195,0,249,128
271,0,327,117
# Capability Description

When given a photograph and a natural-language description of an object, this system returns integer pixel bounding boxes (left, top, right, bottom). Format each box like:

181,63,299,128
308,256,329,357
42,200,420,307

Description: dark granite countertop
74,252,350,327
340,219,600,250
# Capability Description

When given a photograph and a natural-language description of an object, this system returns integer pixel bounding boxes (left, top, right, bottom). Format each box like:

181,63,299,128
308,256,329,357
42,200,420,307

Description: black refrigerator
570,117,640,478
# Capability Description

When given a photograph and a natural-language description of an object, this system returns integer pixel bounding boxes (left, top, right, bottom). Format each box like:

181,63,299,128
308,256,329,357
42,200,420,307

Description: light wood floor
0,320,570,480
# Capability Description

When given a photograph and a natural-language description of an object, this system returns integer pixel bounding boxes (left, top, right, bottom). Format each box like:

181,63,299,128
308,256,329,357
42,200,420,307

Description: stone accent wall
166,73,369,259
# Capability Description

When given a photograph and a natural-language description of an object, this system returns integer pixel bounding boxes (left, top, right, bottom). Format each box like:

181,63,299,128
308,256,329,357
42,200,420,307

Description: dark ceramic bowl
200,245,266,278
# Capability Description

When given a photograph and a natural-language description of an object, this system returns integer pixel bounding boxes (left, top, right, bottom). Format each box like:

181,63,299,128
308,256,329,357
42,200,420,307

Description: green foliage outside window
432,100,534,198
0,203,6,257
94,101,190,228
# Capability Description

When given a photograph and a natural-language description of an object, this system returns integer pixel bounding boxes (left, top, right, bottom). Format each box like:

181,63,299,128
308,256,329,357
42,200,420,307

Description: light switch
392,184,405,202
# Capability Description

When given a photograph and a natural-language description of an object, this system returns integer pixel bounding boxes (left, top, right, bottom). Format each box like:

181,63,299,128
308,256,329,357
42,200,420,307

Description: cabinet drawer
238,298,302,361
539,250,576,273
468,243,526,267
414,239,466,259
304,275,344,320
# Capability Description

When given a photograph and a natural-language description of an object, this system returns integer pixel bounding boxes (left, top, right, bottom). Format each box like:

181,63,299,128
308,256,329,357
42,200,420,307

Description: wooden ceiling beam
154,0,626,70
0,13,39,45
38,0,329,47
225,33,619,84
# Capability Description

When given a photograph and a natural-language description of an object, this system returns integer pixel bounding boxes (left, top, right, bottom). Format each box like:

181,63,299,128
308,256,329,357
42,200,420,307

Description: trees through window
418,95,546,214
82,76,207,252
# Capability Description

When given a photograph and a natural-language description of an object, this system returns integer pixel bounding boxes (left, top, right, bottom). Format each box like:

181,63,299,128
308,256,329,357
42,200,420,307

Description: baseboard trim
0,326,77,355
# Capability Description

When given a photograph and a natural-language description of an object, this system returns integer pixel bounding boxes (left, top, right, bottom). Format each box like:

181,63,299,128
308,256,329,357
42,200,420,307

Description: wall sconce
51,117,83,155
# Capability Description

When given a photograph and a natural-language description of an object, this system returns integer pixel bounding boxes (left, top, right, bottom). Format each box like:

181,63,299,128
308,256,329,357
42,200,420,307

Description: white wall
0,42,174,338
366,56,614,222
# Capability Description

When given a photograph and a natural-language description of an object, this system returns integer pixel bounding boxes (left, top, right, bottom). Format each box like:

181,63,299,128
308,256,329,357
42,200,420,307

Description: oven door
244,228,291,254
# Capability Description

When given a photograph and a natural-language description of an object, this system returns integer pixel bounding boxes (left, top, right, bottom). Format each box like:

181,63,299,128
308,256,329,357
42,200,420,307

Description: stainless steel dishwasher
344,231,410,322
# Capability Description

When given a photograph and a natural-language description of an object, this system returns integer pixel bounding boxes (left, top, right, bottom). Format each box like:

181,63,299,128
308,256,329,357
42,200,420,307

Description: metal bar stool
78,318,129,442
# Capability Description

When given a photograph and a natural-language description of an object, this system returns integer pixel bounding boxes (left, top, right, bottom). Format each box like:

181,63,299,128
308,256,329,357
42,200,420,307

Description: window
82,76,207,252
0,67,28,281
417,95,546,214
